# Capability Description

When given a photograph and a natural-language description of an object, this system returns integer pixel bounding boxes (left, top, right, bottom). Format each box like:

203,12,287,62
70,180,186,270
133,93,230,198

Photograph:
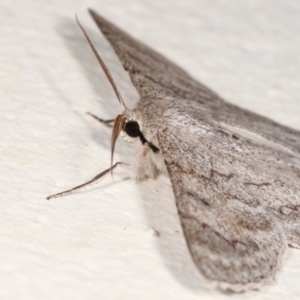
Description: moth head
110,111,144,166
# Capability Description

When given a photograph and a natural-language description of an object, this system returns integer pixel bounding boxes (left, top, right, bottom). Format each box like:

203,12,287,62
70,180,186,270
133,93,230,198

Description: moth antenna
46,162,126,200
111,115,127,170
76,15,127,109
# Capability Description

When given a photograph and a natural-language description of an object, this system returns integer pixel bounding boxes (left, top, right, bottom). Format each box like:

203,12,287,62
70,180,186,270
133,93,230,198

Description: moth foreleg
46,162,127,200
87,112,115,127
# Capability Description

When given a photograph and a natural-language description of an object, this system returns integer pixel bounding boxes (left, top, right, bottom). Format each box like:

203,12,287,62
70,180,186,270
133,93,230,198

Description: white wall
1,0,300,299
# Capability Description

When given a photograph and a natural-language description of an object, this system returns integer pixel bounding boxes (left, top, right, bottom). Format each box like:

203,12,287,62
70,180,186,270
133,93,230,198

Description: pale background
1,0,300,299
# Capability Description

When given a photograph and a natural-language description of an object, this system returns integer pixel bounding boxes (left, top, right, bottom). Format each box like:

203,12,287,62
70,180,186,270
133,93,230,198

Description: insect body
48,10,300,291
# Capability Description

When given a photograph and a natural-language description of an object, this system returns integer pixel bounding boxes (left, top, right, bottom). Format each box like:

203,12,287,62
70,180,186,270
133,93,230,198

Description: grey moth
48,10,300,292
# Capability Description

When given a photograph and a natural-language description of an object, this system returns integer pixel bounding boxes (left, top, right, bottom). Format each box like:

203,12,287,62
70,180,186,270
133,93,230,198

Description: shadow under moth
47,9,300,292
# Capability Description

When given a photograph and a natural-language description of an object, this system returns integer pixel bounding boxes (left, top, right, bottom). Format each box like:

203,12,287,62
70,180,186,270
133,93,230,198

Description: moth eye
124,121,140,138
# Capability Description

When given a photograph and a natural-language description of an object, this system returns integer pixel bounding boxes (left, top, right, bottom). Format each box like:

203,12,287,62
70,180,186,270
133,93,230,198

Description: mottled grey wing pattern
216,103,300,155
155,108,300,289
89,9,300,154
89,9,222,105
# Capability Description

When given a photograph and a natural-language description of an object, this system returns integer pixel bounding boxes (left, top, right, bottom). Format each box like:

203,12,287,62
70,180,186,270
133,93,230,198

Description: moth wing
155,119,300,290
215,103,300,155
89,10,300,154
89,9,222,104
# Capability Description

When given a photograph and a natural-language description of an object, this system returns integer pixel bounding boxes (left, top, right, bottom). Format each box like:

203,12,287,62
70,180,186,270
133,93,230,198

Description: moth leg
46,162,127,200
87,112,114,127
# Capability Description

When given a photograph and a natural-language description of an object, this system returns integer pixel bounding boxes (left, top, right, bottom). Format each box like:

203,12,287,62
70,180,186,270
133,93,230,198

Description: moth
48,10,300,291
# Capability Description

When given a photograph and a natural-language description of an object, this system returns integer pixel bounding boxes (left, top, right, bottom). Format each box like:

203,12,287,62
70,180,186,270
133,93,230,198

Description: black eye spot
124,121,140,138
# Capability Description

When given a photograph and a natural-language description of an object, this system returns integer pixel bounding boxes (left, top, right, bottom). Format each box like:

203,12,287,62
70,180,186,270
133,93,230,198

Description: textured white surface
1,0,300,299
